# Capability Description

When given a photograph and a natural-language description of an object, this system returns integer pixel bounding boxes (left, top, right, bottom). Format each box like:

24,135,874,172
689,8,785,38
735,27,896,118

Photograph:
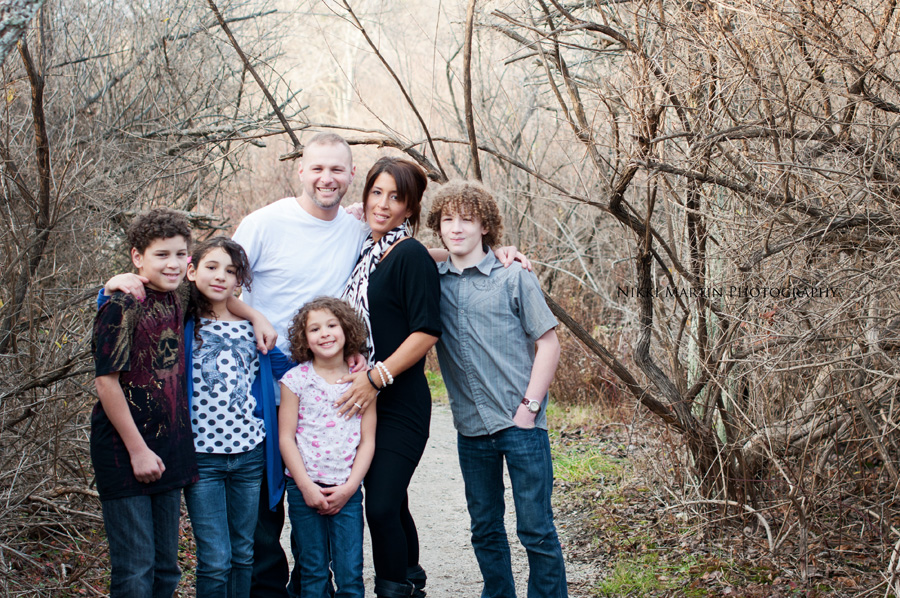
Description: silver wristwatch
521,397,541,414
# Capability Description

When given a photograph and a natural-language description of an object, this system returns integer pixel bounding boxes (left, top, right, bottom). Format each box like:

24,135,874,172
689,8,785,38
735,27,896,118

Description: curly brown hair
426,179,503,248
287,297,367,363
127,207,192,253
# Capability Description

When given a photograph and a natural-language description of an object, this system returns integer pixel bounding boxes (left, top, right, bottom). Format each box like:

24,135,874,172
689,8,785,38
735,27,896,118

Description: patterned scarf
342,223,410,365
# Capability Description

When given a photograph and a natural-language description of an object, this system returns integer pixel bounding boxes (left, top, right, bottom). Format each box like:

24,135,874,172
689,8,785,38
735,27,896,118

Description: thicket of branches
0,0,292,593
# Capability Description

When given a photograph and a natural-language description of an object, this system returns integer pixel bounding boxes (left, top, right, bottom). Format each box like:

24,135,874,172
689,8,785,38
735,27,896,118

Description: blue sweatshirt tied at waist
185,318,290,511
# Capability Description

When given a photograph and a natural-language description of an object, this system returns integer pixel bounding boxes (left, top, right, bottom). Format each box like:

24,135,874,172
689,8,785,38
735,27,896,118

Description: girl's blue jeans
184,443,264,598
285,482,364,598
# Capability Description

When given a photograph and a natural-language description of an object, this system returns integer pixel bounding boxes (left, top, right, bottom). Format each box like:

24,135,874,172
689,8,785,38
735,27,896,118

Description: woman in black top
340,157,441,598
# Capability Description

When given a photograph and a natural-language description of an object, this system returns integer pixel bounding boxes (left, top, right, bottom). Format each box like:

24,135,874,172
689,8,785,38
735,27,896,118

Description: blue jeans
457,427,568,598
285,482,364,598
100,488,182,598
184,443,264,598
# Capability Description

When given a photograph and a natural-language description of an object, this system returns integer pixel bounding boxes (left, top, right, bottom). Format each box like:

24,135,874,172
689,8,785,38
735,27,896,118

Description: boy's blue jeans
184,443,264,598
101,488,182,598
457,427,568,598
285,482,364,598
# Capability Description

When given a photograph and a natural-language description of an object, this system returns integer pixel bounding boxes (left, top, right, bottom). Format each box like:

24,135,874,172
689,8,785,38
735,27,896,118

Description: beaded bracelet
375,361,394,385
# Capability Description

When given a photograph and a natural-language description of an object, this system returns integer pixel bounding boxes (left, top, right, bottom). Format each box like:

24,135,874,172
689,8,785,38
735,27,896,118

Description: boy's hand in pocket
513,403,537,429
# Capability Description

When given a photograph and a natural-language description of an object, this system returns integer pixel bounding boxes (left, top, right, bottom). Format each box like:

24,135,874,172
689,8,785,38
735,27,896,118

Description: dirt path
284,402,587,596
401,402,526,596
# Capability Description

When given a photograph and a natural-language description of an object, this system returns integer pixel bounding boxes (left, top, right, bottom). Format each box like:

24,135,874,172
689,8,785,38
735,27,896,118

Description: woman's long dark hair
186,236,253,347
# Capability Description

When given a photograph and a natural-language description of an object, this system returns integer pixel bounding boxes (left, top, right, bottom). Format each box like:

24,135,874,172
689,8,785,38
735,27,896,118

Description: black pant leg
250,469,291,598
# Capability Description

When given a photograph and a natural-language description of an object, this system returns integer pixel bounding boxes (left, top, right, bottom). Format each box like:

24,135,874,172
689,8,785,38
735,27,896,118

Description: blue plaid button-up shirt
435,251,558,437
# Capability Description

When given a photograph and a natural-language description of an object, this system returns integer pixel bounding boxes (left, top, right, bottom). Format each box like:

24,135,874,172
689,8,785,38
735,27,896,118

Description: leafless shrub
0,0,291,592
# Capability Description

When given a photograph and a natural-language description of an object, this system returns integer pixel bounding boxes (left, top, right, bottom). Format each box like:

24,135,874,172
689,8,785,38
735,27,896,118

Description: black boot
406,565,427,598
374,577,415,598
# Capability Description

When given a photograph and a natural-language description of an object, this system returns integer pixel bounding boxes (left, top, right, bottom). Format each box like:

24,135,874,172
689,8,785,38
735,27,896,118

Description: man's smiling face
297,141,355,211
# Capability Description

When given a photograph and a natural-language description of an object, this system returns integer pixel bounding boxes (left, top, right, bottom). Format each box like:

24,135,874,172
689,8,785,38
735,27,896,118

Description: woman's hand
494,246,533,271
319,482,358,515
335,332,439,420
104,273,149,300
335,369,378,420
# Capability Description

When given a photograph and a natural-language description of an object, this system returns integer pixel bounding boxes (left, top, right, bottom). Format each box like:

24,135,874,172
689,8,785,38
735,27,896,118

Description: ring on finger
354,402,362,408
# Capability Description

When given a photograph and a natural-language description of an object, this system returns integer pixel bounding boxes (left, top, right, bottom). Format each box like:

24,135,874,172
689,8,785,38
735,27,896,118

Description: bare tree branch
79,10,277,111
337,0,447,181
0,39,52,353
463,0,482,180
0,0,45,67
206,0,301,150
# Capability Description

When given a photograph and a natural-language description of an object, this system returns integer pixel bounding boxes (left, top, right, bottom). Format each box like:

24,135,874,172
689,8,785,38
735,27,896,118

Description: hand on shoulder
104,273,150,301
495,246,532,271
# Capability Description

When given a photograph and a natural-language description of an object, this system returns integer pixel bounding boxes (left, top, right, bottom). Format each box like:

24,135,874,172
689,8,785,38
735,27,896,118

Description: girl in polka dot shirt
279,297,376,598
181,236,286,597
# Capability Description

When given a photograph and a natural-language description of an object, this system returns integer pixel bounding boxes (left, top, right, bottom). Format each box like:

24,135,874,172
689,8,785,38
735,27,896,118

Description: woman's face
365,172,412,242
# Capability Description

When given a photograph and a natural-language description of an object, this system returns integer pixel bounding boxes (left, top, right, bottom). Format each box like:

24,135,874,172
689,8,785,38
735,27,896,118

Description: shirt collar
437,247,497,276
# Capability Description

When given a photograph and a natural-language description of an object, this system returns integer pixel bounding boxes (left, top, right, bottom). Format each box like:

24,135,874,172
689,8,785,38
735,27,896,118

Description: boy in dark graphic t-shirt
91,208,198,597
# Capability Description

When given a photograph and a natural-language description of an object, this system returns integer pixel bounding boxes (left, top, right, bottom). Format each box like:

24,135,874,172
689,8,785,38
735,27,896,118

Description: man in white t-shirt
232,132,367,598
233,135,367,353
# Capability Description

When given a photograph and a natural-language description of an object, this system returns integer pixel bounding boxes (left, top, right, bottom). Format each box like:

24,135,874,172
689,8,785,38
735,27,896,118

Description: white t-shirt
190,319,264,453
233,198,368,353
280,362,362,485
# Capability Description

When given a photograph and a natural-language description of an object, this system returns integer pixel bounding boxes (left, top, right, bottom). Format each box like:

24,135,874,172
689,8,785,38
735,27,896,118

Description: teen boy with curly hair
427,181,568,598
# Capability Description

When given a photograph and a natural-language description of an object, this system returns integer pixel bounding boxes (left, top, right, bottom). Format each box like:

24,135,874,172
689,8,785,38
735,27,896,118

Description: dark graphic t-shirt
91,289,198,500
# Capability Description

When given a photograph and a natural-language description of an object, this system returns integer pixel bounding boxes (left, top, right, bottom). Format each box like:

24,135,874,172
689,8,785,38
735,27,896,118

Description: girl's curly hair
287,297,367,363
186,236,253,346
